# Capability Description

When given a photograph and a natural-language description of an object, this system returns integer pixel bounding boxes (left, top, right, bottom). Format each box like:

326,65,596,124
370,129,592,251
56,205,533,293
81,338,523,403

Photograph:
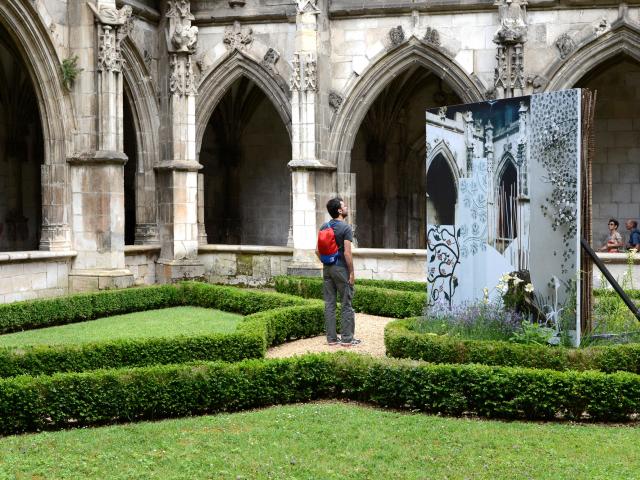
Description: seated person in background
625,219,640,250
598,218,624,252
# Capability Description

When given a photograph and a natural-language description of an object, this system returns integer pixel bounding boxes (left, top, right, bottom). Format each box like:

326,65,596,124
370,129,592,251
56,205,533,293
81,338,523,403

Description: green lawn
0,402,638,479
0,307,242,348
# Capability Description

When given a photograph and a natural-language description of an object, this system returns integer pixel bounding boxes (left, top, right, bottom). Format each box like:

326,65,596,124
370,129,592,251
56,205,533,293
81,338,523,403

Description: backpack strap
322,220,336,231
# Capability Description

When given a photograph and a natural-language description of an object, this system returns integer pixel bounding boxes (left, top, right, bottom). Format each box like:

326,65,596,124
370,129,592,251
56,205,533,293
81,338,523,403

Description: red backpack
317,222,340,265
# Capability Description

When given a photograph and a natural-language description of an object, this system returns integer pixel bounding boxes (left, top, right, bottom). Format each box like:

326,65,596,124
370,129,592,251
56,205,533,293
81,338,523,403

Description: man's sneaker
339,339,362,347
327,337,341,346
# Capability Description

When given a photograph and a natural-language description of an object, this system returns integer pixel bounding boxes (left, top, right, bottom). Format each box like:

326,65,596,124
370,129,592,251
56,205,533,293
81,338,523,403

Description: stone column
40,162,72,251
155,0,204,282
197,173,208,245
68,0,134,291
287,0,334,276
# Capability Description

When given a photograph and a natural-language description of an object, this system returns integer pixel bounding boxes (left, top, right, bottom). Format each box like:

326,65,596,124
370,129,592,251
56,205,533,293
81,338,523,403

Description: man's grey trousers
322,264,355,343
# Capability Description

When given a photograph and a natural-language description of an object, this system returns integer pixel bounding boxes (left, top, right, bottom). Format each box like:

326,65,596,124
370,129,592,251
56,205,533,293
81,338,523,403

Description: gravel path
266,313,393,358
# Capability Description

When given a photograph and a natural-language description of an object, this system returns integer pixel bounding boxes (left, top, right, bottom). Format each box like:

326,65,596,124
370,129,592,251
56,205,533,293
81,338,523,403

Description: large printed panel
426,90,581,336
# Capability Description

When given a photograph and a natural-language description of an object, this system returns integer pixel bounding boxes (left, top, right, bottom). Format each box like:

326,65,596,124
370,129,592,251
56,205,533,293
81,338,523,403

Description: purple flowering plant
416,300,525,341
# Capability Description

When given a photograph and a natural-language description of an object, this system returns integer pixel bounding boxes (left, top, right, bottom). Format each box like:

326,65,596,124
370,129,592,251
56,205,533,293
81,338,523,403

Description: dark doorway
123,90,137,246
497,160,518,248
426,155,457,226
200,76,291,246
0,25,43,251
351,67,461,248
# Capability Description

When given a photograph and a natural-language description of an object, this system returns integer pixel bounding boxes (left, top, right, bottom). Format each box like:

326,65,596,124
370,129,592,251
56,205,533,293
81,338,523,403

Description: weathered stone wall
199,245,293,286
353,249,427,282
124,246,160,285
0,253,74,303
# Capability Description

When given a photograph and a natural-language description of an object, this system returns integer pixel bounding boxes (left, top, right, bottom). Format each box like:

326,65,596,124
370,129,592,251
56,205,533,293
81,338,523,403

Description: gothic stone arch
544,21,640,92
0,1,75,250
196,50,292,158
329,38,485,177
121,38,161,244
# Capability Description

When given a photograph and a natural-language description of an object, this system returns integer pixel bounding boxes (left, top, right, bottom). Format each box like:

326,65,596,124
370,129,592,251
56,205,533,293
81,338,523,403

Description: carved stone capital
98,25,122,72
493,0,527,45
304,54,317,92
290,52,317,93
169,54,198,97
88,3,133,72
166,0,198,53
223,21,253,51
88,2,132,26
290,55,301,91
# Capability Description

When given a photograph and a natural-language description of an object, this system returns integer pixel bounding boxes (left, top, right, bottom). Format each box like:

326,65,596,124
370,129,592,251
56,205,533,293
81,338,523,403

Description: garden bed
0,283,325,377
1,277,639,439
385,317,640,374
0,307,241,347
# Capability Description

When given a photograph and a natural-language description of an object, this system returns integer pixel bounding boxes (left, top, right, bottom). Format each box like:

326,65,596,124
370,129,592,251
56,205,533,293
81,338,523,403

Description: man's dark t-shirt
327,219,353,268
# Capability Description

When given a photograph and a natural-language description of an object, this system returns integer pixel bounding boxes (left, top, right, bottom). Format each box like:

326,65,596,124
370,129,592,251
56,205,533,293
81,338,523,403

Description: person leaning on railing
625,219,640,251
598,218,624,253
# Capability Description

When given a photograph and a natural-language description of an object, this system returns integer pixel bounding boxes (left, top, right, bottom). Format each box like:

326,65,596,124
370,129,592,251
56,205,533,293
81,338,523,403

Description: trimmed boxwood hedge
0,285,184,334
0,284,326,378
348,278,426,292
1,353,639,435
385,318,640,374
0,282,307,335
274,276,426,318
274,275,426,293
0,333,263,378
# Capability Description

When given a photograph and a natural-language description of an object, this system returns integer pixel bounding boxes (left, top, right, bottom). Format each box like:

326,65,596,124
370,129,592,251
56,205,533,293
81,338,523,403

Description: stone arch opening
351,65,462,248
0,23,43,251
426,154,457,227
0,3,74,252
330,40,484,174
200,75,291,246
497,158,518,248
573,53,640,246
121,39,160,246
123,86,137,246
197,52,292,158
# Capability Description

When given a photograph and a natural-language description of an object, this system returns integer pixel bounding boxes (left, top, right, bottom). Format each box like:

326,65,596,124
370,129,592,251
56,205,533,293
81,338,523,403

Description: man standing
316,198,360,347
625,219,640,250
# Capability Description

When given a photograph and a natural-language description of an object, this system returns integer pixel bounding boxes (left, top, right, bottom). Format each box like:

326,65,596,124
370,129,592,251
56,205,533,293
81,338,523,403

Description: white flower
500,273,511,282
524,283,534,293
512,277,524,286
482,287,490,304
